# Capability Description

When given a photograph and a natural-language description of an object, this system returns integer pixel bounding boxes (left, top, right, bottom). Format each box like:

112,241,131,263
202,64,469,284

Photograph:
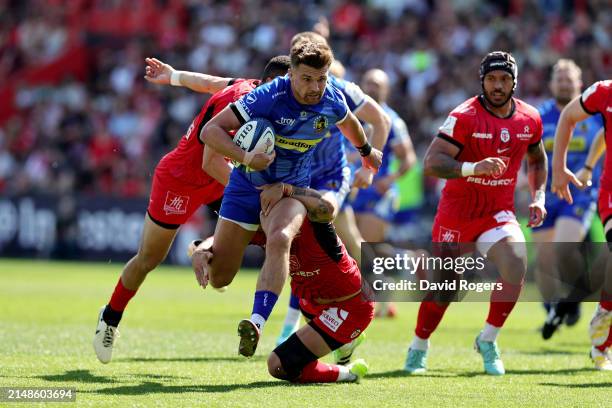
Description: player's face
550,68,581,106
289,64,329,105
482,70,514,108
361,75,388,103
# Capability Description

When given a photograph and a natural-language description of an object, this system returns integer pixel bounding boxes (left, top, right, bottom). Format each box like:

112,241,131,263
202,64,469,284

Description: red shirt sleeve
581,81,608,115
530,113,543,145
437,111,472,148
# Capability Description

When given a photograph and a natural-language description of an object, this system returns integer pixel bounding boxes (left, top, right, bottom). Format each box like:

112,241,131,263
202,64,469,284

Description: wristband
584,165,593,172
356,142,372,157
170,70,182,86
534,190,545,207
460,162,476,177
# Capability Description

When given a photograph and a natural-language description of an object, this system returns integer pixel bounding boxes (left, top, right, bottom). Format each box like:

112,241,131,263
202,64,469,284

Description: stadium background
0,0,611,264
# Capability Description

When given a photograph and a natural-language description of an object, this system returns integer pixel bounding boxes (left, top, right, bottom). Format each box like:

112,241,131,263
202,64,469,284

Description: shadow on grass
457,367,595,377
368,366,596,379
540,382,612,389
86,380,325,395
367,369,457,379
514,348,585,356
37,370,115,384
117,356,265,363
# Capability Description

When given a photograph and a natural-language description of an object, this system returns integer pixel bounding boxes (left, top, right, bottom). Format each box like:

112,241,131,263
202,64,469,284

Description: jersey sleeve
437,112,471,148
342,80,366,112
580,81,607,115
390,117,410,146
230,78,278,124
529,113,544,146
331,86,350,124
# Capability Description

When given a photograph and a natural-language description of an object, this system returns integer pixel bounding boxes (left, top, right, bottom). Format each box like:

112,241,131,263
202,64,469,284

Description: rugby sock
486,277,523,327
414,301,448,339
105,277,137,326
410,335,429,351
600,290,612,311
479,322,501,342
595,326,612,353
282,294,301,328
297,361,341,383
251,290,278,331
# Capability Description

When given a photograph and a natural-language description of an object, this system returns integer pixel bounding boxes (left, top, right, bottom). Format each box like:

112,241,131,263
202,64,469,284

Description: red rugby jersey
289,219,362,302
161,78,260,185
436,95,543,219
580,80,612,190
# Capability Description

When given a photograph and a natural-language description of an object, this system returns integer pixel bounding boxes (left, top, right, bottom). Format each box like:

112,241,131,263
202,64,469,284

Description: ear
288,67,293,79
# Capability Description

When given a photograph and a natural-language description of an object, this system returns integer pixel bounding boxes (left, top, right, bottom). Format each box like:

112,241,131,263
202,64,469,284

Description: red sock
596,326,612,352
486,278,523,327
297,361,340,383
108,277,137,312
415,301,449,339
600,290,612,311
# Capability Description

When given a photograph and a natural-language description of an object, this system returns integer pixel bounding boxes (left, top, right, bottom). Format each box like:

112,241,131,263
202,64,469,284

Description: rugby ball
232,118,275,170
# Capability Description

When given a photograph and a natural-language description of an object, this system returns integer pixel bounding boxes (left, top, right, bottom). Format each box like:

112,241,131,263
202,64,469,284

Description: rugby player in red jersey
92,56,290,364
192,181,374,383
552,79,612,370
404,51,547,376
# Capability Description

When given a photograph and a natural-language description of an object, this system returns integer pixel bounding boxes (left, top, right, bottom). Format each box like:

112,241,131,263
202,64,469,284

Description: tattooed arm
259,183,335,223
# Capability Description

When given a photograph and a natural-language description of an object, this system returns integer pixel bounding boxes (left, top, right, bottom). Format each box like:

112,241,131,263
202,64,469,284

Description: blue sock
251,290,278,330
289,293,300,310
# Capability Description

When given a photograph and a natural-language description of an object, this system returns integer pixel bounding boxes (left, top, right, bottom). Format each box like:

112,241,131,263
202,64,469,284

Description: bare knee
209,263,236,288
132,250,166,274
266,228,294,253
267,352,288,380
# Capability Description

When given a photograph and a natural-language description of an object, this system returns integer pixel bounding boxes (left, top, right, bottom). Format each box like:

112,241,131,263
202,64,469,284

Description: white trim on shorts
476,222,525,256
219,215,260,231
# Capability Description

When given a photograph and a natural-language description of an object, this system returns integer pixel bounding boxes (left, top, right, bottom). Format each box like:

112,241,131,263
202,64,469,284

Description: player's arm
202,146,233,186
354,95,391,151
374,135,417,194
336,111,383,173
200,105,274,172
144,57,231,94
259,183,335,223
423,136,506,179
551,96,591,203
526,140,548,227
576,127,605,187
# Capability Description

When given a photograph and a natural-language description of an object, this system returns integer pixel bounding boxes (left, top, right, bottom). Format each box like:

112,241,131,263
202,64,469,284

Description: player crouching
191,182,374,383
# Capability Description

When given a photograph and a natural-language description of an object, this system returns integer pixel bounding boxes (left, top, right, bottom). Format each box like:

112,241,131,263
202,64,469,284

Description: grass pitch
0,259,610,407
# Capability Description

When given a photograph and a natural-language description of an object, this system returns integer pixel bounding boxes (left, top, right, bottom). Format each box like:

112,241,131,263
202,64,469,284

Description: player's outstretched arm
576,127,606,187
259,183,335,223
423,137,506,179
144,57,231,94
337,111,383,172
355,95,391,151
526,140,548,227
201,105,275,172
551,96,591,203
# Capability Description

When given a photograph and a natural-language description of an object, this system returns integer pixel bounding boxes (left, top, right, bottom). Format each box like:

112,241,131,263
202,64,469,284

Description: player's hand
258,183,284,216
361,147,383,173
551,167,583,204
353,167,374,189
527,201,547,228
247,151,275,172
144,57,174,85
474,157,507,178
191,248,212,289
575,167,593,190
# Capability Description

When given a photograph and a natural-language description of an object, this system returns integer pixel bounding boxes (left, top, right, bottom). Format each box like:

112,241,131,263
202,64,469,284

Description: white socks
410,335,430,351
479,322,500,342
250,314,266,331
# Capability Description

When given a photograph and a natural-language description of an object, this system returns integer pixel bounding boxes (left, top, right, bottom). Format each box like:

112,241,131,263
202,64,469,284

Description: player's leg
238,198,306,357
94,213,179,363
475,221,527,375
531,227,556,307
334,204,364,266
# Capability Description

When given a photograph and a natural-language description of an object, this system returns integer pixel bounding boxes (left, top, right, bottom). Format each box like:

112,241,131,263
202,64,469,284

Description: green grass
0,259,609,407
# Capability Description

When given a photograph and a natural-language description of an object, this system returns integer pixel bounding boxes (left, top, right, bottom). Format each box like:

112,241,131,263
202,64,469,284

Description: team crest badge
500,128,510,143
313,115,328,133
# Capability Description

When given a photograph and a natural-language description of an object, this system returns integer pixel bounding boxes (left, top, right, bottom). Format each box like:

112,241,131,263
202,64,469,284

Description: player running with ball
404,51,547,376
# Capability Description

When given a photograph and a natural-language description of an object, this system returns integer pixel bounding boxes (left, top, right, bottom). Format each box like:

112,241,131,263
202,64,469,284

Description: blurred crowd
0,0,611,201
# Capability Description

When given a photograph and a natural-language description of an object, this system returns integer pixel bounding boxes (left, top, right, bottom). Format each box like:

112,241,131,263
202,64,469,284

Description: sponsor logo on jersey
163,191,189,215
350,329,361,339
275,136,322,152
607,106,612,113
440,115,457,137
466,176,514,186
500,128,510,143
439,226,460,242
319,307,348,332
313,115,329,133
497,147,511,153
300,111,308,120
493,210,516,224
275,117,296,126
291,269,321,278
246,93,257,104
472,132,493,139
289,255,300,271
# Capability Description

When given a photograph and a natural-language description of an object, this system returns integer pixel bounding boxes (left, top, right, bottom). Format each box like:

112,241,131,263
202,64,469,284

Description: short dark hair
290,40,333,70
261,55,291,81
290,31,328,47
